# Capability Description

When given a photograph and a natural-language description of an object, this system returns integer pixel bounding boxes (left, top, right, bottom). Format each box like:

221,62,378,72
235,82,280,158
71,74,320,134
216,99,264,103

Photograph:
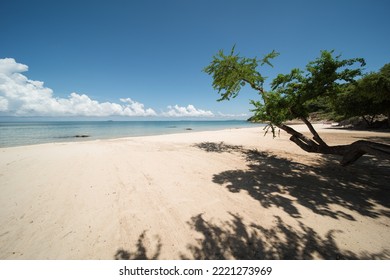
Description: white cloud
119,98,157,116
0,58,156,117
0,58,246,119
0,96,8,111
162,104,214,117
0,58,28,75
217,112,248,118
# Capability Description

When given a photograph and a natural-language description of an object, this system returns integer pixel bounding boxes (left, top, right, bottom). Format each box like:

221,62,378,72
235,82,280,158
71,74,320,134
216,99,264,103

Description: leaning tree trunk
277,118,390,166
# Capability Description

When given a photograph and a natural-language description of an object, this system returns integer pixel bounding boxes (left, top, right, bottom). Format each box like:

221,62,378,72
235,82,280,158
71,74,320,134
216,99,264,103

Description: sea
0,120,263,148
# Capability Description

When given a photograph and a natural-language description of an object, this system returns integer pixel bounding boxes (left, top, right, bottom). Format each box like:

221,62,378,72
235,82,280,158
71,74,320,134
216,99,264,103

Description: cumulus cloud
0,97,8,112
162,104,214,117
0,58,28,75
119,98,157,116
0,58,247,119
0,58,156,117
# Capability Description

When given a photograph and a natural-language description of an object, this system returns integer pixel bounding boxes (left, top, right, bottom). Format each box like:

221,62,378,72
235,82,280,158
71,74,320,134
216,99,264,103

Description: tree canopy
334,63,390,126
204,47,390,165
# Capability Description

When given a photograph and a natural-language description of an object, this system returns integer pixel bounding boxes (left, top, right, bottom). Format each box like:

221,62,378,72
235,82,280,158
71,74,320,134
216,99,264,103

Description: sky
1,0,389,120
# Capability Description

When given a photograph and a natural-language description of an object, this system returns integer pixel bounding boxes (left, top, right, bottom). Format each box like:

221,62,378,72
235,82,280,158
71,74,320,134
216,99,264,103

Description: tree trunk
278,121,390,166
387,112,390,127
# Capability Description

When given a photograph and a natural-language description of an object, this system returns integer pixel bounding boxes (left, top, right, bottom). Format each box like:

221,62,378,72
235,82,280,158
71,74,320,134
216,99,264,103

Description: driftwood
277,118,390,166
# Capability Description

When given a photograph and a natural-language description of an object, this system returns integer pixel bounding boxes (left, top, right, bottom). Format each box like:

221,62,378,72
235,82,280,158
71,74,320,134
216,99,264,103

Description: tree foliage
204,45,279,101
205,47,365,128
204,47,390,165
334,63,390,126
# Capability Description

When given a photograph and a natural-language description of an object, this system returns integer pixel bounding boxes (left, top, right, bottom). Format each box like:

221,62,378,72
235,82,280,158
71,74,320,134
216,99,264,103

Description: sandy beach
0,124,389,260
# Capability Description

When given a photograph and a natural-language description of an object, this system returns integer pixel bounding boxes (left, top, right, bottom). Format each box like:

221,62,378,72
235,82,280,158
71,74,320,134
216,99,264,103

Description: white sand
0,124,389,259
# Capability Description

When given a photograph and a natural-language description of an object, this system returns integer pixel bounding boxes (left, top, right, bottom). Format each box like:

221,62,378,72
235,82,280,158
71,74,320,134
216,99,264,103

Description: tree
204,47,390,165
335,63,390,127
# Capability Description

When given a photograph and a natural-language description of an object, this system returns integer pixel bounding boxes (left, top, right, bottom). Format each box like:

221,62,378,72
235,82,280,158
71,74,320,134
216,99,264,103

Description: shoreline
1,124,389,259
2,122,389,150
0,120,263,149
2,121,389,149
0,126,261,150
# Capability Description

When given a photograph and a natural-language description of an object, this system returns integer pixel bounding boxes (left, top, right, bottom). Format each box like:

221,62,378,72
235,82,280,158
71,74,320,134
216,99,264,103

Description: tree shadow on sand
181,212,390,260
114,230,162,260
195,142,390,220
114,142,390,260
193,142,243,153
115,213,390,260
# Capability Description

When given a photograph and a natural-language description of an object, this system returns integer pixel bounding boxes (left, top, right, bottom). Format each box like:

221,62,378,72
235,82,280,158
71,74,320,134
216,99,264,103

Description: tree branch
242,79,265,94
278,123,323,152
341,140,390,166
277,122,390,166
300,117,329,147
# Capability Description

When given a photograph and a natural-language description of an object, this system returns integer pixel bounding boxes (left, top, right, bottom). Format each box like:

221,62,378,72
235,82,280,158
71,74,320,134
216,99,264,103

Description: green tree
335,63,390,126
204,47,390,165
361,63,390,121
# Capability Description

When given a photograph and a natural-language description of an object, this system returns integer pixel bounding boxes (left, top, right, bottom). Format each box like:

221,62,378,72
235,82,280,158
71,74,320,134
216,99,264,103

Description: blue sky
1,0,389,119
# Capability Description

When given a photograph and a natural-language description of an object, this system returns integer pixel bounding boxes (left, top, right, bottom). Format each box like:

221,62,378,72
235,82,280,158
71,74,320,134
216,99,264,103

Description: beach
0,124,389,259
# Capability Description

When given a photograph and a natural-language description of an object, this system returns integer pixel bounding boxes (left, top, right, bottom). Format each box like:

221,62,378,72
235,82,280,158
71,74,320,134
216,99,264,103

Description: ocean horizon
0,120,264,148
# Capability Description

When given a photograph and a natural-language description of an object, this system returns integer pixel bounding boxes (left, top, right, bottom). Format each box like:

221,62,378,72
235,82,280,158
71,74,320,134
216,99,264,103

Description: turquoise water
0,120,263,147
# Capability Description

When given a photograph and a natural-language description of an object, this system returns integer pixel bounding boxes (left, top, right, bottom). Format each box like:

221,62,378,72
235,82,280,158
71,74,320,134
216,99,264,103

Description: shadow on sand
115,231,162,260
197,142,390,220
115,212,390,260
181,213,390,259
114,141,390,259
